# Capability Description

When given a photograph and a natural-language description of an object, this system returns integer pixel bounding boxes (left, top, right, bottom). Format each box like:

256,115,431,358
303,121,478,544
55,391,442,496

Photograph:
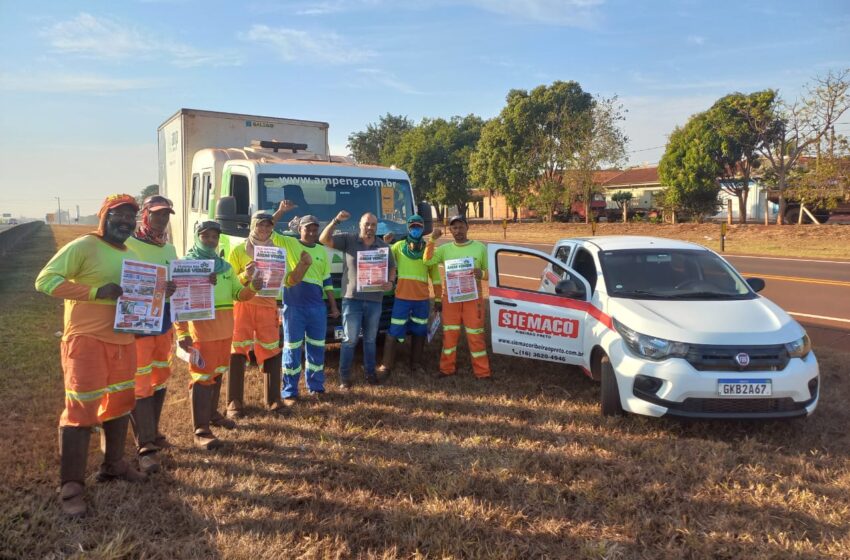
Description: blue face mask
408,226,424,239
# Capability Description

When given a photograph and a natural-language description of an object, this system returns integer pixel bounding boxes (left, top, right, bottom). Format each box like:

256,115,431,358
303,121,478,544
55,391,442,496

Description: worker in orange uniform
226,209,293,417
126,195,179,474
175,221,262,449
423,215,492,379
35,194,149,517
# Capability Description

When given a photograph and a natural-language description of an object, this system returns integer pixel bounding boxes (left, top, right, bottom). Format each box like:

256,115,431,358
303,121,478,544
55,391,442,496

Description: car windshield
258,173,414,237
599,249,754,300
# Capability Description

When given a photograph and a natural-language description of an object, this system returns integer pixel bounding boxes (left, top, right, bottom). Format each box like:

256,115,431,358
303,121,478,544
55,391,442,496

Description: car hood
606,296,805,346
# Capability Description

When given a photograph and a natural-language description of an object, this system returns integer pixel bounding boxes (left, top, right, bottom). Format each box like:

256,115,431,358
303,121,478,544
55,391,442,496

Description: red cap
102,193,140,212
144,195,175,214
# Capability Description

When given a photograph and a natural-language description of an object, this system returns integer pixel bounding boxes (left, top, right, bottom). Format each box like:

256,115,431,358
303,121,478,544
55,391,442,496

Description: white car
487,236,819,419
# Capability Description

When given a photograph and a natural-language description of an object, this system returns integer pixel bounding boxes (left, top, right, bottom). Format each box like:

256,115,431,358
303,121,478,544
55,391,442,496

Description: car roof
557,235,708,252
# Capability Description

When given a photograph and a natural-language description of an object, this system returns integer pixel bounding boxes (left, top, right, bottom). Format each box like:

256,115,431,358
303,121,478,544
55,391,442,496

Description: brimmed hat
251,210,275,223
298,215,320,228
407,214,424,226
143,195,175,214
448,214,467,225
196,220,222,233
102,194,140,213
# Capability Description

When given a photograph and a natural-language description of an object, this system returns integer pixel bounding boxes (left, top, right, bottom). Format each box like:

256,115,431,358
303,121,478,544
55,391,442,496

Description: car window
600,249,753,299
571,248,598,294
555,245,571,264
495,249,570,293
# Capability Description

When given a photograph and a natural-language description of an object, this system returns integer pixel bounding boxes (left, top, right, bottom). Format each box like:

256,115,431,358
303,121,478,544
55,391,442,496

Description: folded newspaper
427,312,441,343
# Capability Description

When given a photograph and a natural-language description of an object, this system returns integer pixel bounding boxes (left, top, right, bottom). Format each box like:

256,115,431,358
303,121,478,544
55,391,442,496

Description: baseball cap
144,195,175,214
407,214,424,226
251,210,274,223
196,220,222,233
103,194,140,212
298,215,320,228
448,214,467,225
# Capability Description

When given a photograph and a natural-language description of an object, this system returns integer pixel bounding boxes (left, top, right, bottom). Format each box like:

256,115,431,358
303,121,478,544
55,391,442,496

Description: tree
785,133,850,221
347,113,414,165
569,95,628,223
137,184,158,205
390,115,483,217
611,190,633,211
658,114,722,222
706,91,775,223
749,69,850,224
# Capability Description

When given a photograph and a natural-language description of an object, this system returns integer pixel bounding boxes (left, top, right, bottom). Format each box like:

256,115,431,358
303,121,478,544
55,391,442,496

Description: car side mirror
746,277,765,293
418,201,434,235
555,278,586,300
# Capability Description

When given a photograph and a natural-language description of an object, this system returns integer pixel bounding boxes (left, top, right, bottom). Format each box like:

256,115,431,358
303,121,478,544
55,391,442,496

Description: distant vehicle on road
488,236,819,419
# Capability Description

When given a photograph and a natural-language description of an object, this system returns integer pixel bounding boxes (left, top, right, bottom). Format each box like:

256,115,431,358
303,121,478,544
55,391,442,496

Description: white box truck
157,108,433,337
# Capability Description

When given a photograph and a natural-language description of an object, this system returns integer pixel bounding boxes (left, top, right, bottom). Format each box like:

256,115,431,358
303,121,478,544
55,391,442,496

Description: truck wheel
784,206,811,224
600,354,624,417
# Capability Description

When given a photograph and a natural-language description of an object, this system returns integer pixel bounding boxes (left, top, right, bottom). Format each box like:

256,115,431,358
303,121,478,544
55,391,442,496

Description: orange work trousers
60,335,136,427
187,338,231,387
134,330,173,399
439,298,491,378
232,301,281,364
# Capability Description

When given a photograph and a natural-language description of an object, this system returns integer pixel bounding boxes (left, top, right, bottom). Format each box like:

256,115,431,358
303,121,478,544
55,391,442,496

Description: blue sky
1,0,848,219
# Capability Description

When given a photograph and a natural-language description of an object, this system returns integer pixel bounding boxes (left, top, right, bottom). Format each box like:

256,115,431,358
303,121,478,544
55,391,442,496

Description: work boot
152,388,171,449
210,375,236,430
190,383,222,450
262,353,287,413
58,426,91,517
130,396,160,474
377,335,397,379
410,336,426,375
96,416,148,483
226,354,247,419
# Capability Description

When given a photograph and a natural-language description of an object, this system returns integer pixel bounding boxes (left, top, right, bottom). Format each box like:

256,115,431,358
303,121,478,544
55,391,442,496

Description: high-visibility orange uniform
227,241,281,364
126,236,178,398
175,265,256,386
35,234,139,426
423,239,491,378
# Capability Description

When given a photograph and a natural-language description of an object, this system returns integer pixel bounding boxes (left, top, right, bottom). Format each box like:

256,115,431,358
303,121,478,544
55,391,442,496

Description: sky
0,0,848,219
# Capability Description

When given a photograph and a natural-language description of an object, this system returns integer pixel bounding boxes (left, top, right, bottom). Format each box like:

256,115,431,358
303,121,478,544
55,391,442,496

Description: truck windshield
599,249,754,300
258,174,414,237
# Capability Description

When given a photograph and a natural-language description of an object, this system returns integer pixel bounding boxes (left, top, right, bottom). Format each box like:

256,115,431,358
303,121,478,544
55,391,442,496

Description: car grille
676,397,805,414
685,344,789,372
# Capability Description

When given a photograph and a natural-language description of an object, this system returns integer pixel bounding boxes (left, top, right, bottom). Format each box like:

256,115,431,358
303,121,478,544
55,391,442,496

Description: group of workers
36,192,492,517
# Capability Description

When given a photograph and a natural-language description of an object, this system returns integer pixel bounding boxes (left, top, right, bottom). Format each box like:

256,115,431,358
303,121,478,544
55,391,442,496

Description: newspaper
444,257,479,303
113,260,167,335
427,311,441,343
356,247,389,292
169,259,215,322
253,246,287,298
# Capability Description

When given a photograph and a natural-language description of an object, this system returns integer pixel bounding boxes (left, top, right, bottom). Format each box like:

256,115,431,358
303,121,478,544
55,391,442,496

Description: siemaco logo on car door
498,309,579,339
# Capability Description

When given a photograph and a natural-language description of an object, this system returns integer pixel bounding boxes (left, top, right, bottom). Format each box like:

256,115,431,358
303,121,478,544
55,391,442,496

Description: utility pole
55,197,62,225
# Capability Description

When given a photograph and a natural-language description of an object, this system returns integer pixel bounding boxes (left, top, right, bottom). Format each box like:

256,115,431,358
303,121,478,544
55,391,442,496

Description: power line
628,145,666,153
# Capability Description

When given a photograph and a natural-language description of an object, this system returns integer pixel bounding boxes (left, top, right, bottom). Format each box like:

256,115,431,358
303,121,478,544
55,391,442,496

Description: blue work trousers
388,298,430,341
339,298,382,382
282,303,327,398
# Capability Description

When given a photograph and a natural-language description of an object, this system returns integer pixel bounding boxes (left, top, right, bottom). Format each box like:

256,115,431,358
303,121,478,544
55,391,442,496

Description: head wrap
401,217,427,260
93,194,139,239
245,212,275,258
134,196,173,247
185,221,231,275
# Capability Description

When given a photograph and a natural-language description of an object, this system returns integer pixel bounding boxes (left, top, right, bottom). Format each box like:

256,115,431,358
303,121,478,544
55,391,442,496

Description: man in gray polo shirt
320,211,395,388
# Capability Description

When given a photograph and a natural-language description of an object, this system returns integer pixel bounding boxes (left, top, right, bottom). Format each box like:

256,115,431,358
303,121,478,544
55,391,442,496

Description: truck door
488,244,590,366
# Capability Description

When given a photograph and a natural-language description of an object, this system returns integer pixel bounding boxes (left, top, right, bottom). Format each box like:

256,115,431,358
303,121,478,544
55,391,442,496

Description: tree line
348,69,849,225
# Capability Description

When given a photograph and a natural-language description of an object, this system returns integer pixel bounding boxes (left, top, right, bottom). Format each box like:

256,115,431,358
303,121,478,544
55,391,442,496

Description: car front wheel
600,353,624,416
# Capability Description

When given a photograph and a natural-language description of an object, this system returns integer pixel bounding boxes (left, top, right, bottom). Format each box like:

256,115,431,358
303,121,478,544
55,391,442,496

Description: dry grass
2,224,849,559
468,221,850,259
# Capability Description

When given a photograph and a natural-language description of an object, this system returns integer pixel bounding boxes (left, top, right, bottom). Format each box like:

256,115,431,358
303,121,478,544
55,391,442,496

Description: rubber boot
262,353,287,413
96,415,147,483
152,387,171,449
378,335,397,379
410,335,426,375
58,426,91,517
210,374,236,429
226,354,247,419
190,383,222,450
130,396,160,474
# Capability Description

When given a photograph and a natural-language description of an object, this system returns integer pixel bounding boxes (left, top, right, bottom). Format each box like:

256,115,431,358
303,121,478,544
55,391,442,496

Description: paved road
468,238,850,352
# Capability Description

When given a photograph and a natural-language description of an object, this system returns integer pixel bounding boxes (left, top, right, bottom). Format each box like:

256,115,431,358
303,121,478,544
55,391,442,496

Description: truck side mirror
418,201,434,235
555,278,586,300
215,196,241,236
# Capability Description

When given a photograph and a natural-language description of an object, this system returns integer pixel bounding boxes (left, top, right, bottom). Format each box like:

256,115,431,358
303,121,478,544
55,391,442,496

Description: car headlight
613,318,689,361
785,334,812,358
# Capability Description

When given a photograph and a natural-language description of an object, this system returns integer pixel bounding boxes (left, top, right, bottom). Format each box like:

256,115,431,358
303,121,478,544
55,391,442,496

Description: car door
488,243,591,366
539,241,577,293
